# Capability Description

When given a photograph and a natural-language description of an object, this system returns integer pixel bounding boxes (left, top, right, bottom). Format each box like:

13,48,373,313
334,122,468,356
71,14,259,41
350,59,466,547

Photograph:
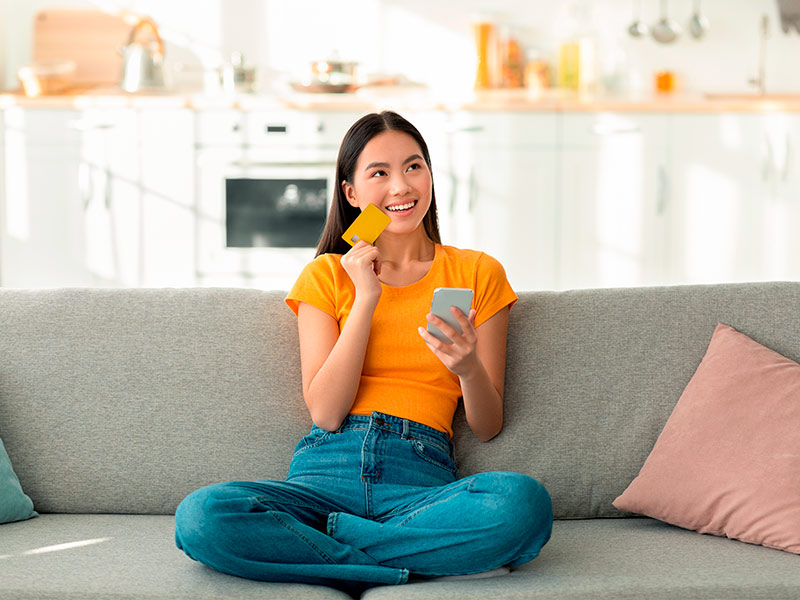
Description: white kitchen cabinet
0,107,194,288
761,115,800,280
1,108,90,287
4,105,799,292
139,109,195,286
446,112,558,291
667,114,800,284
78,108,142,287
557,113,669,290
80,107,195,287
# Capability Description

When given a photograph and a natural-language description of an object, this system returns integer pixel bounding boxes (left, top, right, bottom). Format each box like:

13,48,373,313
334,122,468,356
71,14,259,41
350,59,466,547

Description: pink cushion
613,323,800,554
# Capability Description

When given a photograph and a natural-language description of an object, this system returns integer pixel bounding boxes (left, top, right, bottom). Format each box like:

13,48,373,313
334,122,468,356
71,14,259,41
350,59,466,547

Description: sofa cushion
363,518,800,600
613,323,800,554
0,437,37,523
0,514,351,599
6,516,799,599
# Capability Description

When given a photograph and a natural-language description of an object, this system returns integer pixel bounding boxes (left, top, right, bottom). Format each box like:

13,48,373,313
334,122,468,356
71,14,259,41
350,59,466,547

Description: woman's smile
385,199,418,215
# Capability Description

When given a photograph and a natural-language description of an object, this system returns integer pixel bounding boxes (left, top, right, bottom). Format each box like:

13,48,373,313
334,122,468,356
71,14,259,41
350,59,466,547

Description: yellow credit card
341,203,391,246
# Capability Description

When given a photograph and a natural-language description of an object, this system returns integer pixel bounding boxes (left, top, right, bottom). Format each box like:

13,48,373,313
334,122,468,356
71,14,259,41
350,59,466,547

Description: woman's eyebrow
363,154,424,172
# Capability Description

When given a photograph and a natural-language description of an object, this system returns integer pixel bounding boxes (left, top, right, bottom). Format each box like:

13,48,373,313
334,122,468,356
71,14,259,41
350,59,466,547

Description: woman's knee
174,482,249,558
469,471,553,546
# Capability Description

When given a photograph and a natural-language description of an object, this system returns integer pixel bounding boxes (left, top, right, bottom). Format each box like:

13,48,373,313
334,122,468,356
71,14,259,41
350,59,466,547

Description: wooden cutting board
33,9,138,87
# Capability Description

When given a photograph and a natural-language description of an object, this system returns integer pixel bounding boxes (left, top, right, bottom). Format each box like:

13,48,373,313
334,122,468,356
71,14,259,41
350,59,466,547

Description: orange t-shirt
285,244,517,436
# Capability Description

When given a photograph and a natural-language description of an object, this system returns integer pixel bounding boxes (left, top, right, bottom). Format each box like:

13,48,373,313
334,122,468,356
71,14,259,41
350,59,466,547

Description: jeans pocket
293,427,332,456
409,438,458,476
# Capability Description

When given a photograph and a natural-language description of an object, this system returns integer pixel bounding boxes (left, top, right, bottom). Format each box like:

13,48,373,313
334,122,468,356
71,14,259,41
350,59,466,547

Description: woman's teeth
387,201,416,212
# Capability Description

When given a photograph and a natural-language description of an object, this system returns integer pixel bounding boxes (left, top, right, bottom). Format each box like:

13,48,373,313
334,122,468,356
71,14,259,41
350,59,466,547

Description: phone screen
427,287,473,343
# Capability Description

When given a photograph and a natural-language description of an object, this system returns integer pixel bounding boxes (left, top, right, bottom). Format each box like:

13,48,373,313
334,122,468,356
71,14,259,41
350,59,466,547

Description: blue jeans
174,412,552,590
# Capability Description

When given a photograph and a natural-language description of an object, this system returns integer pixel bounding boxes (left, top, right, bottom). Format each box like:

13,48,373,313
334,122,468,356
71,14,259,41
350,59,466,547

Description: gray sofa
1,284,799,600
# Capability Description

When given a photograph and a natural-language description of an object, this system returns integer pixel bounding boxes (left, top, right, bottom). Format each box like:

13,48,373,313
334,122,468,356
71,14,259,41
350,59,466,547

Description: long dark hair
315,111,441,257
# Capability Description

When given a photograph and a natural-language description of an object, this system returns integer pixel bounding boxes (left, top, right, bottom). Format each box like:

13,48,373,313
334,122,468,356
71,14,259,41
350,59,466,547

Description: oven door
196,147,336,289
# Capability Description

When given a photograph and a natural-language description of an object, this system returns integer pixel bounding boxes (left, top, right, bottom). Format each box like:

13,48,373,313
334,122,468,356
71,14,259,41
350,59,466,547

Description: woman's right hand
340,241,382,304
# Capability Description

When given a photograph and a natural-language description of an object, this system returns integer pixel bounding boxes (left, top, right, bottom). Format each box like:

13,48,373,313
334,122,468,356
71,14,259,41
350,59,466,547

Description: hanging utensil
628,0,649,38
652,0,681,43
688,0,710,39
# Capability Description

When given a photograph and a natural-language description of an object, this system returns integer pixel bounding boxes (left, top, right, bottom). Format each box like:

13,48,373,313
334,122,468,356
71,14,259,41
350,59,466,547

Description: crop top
285,244,517,437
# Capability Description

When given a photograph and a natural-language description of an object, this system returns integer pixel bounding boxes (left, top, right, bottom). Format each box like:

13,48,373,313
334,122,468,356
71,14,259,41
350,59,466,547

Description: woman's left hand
418,307,480,377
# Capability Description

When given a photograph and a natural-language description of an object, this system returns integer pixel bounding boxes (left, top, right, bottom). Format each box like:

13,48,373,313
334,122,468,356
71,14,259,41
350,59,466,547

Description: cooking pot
119,17,166,92
310,59,358,86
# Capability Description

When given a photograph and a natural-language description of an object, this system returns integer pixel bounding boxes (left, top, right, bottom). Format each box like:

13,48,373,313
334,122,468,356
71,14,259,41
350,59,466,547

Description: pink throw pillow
613,323,800,554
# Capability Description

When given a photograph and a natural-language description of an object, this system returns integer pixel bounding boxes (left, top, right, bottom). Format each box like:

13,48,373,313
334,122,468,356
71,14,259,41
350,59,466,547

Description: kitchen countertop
3,86,800,113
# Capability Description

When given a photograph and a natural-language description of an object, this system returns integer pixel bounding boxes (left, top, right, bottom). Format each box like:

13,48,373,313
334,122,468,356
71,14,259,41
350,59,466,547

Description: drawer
245,110,361,148
447,111,559,148
195,110,245,146
560,113,667,147
3,107,82,145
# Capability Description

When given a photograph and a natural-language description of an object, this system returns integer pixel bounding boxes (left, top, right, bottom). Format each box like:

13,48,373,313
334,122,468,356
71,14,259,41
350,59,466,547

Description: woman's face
343,130,432,238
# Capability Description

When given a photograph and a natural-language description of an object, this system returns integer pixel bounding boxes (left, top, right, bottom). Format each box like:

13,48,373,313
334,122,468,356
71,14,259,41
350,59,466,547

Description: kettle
119,17,166,92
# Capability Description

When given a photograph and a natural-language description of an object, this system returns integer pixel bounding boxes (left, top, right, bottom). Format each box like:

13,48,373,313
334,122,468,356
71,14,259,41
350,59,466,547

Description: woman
174,111,552,592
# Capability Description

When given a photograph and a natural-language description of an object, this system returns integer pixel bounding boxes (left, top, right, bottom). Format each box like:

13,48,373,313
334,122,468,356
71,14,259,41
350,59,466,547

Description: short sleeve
472,253,518,328
285,255,338,318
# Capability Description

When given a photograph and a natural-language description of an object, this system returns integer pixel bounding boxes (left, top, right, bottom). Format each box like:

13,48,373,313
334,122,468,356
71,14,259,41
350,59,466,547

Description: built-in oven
194,109,361,289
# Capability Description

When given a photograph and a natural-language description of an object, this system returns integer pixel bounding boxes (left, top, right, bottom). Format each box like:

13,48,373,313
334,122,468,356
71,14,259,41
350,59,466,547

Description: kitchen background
3,0,800,96
1,0,799,292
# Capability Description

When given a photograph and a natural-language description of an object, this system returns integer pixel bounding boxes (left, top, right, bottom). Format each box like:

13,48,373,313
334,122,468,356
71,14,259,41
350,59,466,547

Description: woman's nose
390,173,412,195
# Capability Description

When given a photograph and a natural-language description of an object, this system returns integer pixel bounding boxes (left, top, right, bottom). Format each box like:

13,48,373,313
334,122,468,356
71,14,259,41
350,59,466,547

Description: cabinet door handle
449,170,457,213
104,167,112,209
657,165,668,215
446,126,485,134
67,121,115,131
784,135,791,182
80,163,92,211
763,133,773,182
468,168,477,213
591,124,641,136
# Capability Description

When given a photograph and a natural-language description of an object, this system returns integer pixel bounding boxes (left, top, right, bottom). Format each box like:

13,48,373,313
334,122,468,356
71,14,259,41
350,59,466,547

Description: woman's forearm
459,362,504,442
305,298,376,431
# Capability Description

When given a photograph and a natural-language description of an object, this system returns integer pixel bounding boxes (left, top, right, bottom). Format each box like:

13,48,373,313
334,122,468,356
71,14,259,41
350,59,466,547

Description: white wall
1,0,799,95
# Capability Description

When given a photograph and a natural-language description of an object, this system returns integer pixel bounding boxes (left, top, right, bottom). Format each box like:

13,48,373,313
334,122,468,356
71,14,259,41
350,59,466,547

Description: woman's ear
342,179,359,208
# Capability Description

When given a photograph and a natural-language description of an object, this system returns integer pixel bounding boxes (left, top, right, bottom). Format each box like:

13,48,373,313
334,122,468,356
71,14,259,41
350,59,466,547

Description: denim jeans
174,411,552,590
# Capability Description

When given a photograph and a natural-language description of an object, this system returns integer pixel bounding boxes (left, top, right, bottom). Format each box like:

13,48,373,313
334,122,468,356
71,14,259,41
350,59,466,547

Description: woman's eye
407,163,422,172
371,169,387,177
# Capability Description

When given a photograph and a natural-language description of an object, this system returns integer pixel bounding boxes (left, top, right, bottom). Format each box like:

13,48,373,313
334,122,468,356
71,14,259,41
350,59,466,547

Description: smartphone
341,203,391,247
427,287,474,343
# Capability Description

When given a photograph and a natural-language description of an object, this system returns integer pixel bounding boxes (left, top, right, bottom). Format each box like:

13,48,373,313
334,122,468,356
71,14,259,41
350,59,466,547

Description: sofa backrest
1,283,799,518
0,288,308,516
453,282,800,518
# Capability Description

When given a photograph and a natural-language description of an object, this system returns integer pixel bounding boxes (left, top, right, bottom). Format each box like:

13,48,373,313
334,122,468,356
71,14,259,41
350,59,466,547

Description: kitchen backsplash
1,0,799,97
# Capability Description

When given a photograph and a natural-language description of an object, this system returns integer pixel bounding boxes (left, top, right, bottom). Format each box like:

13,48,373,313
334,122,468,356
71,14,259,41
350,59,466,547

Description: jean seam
392,480,472,526
408,440,458,475
269,510,339,565
293,431,332,455
409,434,450,454
326,512,338,537
252,496,331,516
